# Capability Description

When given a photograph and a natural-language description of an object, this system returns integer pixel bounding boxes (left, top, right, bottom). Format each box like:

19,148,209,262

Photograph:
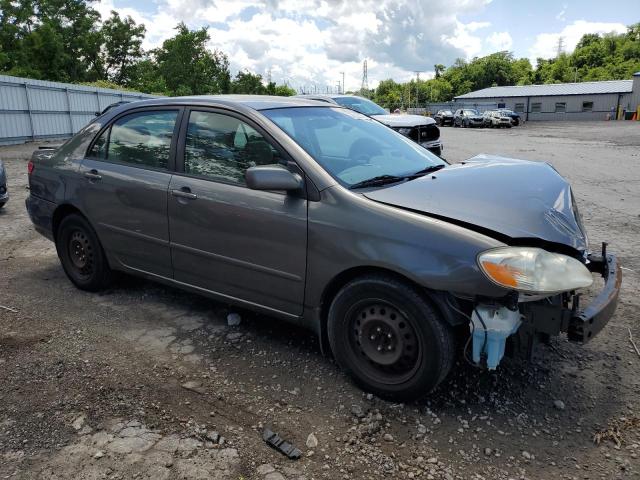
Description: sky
93,0,640,92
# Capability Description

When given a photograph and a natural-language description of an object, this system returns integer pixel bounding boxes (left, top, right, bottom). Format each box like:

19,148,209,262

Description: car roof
111,95,331,113
296,94,367,102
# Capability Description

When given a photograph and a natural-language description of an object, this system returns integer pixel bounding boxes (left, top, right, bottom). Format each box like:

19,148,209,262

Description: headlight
478,247,592,293
396,127,412,135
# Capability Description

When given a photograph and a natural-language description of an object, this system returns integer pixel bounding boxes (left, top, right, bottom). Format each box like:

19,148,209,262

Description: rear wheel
56,214,113,291
327,275,455,402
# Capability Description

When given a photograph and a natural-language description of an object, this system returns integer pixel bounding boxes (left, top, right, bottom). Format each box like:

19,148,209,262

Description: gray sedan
25,96,621,401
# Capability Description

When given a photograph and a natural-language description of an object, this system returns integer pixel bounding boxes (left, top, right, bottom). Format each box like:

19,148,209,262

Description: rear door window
108,111,178,169
88,110,179,168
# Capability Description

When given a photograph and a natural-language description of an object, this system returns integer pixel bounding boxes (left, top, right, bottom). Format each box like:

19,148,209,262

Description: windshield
332,96,388,116
463,109,479,115
440,110,452,115
262,107,445,188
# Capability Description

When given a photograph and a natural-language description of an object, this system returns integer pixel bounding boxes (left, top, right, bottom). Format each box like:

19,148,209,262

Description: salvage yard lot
1,121,639,479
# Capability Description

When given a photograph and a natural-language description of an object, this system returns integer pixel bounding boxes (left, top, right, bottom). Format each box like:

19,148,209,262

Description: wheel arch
316,265,465,356
51,203,88,241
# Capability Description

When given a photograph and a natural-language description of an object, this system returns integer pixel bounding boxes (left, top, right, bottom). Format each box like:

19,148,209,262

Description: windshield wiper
406,164,446,178
349,175,405,190
349,165,446,190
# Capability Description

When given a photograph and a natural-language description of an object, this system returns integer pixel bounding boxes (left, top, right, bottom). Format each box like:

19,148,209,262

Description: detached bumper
568,252,622,342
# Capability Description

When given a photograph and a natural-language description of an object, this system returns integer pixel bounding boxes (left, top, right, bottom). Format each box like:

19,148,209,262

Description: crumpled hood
373,114,436,128
363,154,588,252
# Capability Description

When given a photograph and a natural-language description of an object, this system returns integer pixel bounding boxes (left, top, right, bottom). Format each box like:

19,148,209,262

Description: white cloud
485,31,513,52
93,0,496,90
529,20,627,63
555,3,568,22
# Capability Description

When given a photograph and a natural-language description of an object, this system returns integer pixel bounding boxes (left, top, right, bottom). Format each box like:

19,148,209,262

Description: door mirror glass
245,165,303,191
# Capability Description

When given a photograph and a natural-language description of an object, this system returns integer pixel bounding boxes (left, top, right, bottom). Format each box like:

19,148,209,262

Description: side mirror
245,165,303,191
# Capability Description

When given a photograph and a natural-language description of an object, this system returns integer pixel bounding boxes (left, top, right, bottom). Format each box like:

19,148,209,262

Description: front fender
304,186,510,311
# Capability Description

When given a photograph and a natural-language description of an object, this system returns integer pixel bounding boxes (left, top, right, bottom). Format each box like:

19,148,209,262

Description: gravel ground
1,121,639,479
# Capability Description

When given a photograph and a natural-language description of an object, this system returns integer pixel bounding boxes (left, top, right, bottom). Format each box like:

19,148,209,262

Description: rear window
108,111,177,169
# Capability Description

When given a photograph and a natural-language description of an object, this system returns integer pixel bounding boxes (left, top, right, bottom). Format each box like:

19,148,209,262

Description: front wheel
56,214,113,291
327,275,455,402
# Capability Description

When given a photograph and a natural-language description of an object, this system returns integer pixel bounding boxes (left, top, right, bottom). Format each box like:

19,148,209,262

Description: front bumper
420,140,443,156
568,252,622,342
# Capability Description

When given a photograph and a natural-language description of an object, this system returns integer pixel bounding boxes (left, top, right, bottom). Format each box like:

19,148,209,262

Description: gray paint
27,96,596,335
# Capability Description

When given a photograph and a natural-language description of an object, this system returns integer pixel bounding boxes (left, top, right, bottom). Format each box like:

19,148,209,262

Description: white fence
0,75,157,145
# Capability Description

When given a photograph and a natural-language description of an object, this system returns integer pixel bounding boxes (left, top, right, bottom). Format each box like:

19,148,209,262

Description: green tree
101,11,146,85
231,71,266,94
155,23,230,96
0,0,102,82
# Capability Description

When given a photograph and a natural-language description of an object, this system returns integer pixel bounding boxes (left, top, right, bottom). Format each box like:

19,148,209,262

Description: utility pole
340,71,345,94
360,60,369,97
414,71,422,111
556,36,565,57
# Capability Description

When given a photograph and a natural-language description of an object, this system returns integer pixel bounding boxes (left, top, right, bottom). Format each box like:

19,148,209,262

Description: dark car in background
498,109,522,126
25,95,621,402
297,94,443,156
434,109,454,126
453,108,484,127
0,159,8,208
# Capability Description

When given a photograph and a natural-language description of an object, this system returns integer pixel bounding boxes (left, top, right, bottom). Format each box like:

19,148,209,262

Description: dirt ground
1,121,639,480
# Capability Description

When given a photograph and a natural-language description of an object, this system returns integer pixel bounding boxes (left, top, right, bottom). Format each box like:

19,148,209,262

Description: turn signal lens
478,247,593,294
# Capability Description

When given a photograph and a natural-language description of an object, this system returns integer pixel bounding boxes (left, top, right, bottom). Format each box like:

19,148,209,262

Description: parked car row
434,108,522,128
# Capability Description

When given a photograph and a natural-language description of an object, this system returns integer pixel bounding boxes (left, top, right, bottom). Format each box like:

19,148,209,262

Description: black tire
55,213,113,291
327,274,455,402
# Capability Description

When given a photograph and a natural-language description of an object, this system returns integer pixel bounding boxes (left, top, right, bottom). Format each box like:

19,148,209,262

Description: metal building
454,72,640,121
0,75,157,145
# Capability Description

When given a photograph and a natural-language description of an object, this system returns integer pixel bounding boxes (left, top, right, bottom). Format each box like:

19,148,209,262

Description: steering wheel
348,138,383,165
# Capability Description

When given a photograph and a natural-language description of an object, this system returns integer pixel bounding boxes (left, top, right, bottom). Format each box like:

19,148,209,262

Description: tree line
369,23,640,109
1,2,638,103
0,0,296,96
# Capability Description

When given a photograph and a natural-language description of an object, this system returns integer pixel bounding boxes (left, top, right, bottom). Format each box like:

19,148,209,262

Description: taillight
28,160,34,175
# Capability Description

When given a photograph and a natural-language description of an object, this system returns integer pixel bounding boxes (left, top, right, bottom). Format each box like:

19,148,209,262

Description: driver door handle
171,188,197,200
84,169,102,181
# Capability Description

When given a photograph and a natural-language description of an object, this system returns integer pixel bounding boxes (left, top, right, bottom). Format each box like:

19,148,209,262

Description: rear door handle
171,188,197,200
84,169,102,181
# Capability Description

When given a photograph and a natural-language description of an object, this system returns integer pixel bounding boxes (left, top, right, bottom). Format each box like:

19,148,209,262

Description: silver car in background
482,110,513,128
297,94,443,156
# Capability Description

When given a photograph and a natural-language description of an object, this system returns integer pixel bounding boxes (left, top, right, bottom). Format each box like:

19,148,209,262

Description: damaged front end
467,242,622,369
